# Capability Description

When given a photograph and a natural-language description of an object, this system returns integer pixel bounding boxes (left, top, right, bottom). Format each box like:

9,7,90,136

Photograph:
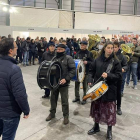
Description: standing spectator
0,38,30,140
43,37,48,51
47,37,54,48
41,43,55,98
16,36,22,63
126,38,140,89
67,39,73,56
29,39,36,65
37,40,45,64
62,40,70,55
22,37,30,66
73,38,80,53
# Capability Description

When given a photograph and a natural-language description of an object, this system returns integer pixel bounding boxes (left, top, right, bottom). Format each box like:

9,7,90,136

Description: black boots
106,126,112,140
88,123,100,135
117,108,122,115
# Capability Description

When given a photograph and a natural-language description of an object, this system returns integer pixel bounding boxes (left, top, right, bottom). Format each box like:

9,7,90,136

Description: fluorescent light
0,1,9,5
9,8,13,13
3,7,7,11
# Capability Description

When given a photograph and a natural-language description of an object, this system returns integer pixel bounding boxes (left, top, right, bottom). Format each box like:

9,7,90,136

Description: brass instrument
88,35,100,51
91,50,99,59
121,44,133,62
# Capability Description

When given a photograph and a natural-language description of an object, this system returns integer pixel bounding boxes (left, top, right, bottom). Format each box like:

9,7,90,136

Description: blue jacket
65,45,70,55
0,55,30,117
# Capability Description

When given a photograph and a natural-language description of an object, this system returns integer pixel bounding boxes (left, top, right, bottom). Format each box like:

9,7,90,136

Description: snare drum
83,81,108,101
72,59,85,83
37,60,62,90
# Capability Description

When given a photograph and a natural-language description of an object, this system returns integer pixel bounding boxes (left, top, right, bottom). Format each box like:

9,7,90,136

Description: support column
71,0,75,10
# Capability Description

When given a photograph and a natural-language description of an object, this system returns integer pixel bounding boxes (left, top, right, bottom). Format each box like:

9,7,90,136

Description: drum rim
37,60,62,90
48,63,62,89
77,60,85,83
74,59,85,83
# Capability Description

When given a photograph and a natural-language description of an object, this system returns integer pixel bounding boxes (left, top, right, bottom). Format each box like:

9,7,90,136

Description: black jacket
75,49,94,74
0,55,30,117
116,49,128,72
16,41,22,53
41,51,55,61
88,53,122,102
22,41,30,52
54,53,76,87
37,42,45,57
29,43,37,53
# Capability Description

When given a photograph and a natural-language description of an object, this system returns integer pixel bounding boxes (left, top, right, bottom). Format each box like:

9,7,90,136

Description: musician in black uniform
114,42,127,115
41,43,55,98
46,44,76,125
73,41,93,105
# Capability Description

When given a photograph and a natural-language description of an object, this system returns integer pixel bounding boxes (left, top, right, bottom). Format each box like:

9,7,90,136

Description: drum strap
106,59,114,73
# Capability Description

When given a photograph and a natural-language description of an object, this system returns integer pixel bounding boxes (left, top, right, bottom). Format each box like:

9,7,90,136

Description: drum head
77,60,85,83
86,81,103,95
37,60,62,90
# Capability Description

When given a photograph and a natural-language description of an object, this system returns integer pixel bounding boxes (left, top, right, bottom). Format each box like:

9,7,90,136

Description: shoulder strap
106,59,114,73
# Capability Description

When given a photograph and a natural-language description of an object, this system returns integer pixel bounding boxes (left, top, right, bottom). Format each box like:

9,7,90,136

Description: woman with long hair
87,42,122,140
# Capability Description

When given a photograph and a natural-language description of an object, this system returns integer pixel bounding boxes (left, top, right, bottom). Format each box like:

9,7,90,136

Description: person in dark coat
73,41,94,105
29,39,37,65
41,43,55,98
87,42,122,140
62,40,70,55
22,37,30,66
16,36,22,63
45,44,76,125
37,40,45,64
43,37,48,51
47,37,54,49
73,38,80,53
0,38,30,140
114,41,127,115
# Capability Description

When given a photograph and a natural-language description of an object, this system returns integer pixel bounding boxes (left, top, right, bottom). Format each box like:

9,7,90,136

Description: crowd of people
0,34,140,140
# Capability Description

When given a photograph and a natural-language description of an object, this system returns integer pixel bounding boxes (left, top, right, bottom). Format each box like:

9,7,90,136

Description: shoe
46,114,55,121
133,86,137,90
63,117,69,125
42,95,49,98
106,126,112,140
87,123,100,135
26,64,29,66
23,64,26,67
72,99,80,103
81,100,86,105
117,108,122,115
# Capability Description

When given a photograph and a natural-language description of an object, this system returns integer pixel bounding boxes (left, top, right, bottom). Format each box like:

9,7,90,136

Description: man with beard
72,41,93,105
41,43,55,98
46,44,76,125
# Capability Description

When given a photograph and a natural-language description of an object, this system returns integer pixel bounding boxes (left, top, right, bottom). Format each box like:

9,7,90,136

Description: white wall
10,7,59,28
75,12,140,31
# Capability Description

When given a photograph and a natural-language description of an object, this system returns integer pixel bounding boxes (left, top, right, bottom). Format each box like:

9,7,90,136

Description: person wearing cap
46,44,76,125
73,41,94,105
41,43,56,98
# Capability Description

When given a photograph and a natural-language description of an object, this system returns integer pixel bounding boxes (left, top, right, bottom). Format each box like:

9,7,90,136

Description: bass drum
37,60,62,90
72,59,85,83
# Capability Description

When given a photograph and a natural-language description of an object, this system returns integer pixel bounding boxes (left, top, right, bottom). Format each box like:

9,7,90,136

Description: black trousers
117,79,122,109
16,51,22,62
50,86,69,117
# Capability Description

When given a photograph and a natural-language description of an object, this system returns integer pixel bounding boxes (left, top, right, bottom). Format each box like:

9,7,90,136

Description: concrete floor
1,64,140,140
